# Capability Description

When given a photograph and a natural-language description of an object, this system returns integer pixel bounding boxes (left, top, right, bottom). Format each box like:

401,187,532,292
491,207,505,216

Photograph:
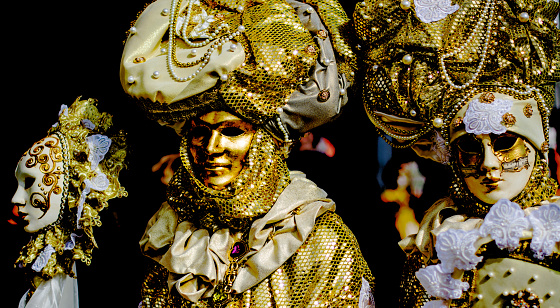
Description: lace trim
415,0,460,23
417,200,560,307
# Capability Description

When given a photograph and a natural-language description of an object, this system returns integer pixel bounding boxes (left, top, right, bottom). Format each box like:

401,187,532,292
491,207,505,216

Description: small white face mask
12,135,66,233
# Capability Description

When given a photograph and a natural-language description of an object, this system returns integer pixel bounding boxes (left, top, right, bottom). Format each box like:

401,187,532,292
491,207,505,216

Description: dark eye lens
493,135,518,151
221,127,245,137
24,177,35,190
456,135,481,153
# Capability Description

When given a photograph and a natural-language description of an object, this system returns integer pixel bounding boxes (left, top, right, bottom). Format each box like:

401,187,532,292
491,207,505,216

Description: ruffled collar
140,171,335,302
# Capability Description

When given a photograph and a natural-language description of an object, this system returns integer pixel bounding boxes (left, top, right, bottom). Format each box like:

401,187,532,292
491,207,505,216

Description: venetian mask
12,135,66,233
187,111,255,190
453,132,535,204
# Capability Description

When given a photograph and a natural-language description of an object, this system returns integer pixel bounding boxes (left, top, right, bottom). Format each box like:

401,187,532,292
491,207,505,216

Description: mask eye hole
493,134,519,152
456,135,481,154
220,127,245,137
24,177,35,190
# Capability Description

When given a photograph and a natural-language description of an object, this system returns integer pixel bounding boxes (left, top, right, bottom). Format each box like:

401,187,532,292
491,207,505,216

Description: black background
1,1,453,306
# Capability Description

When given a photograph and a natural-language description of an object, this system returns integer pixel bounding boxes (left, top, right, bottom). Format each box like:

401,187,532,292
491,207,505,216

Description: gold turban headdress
353,0,559,152
121,0,356,140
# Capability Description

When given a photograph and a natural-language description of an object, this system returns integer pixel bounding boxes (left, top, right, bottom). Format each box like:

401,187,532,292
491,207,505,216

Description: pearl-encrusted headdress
121,0,356,141
352,0,559,152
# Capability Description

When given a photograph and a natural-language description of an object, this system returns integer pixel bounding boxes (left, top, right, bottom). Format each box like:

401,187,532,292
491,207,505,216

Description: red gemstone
230,242,247,259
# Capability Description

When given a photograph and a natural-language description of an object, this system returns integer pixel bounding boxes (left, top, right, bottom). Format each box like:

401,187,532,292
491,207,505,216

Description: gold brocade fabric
142,211,374,307
140,172,374,307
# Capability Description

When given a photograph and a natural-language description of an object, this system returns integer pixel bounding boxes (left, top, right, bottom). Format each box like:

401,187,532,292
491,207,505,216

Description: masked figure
120,0,374,307
353,0,559,306
11,98,127,307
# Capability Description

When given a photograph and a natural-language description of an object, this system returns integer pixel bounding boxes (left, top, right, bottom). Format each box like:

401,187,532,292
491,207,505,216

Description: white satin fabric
19,265,79,308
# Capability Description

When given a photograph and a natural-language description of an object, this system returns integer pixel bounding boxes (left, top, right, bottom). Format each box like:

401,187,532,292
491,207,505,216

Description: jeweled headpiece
16,98,127,281
353,0,559,150
121,0,356,140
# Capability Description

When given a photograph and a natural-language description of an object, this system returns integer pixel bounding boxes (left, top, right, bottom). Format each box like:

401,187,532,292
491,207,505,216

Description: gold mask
187,111,255,190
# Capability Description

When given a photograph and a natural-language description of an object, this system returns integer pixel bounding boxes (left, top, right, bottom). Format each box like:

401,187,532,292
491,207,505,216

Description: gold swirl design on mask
25,136,65,218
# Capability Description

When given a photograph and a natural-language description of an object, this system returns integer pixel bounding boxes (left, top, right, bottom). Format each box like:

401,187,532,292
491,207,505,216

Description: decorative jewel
435,229,483,273
463,96,513,135
317,29,328,39
317,89,330,102
479,92,495,103
451,117,463,128
305,44,317,54
228,43,238,52
414,0,460,23
415,264,469,300
402,54,413,65
229,241,248,259
527,203,560,260
134,56,146,63
501,112,516,127
127,76,135,84
479,199,529,251
523,103,533,118
400,0,412,10
161,8,170,16
410,109,417,116
152,71,160,79
220,74,228,81
129,26,137,35
433,117,444,128
518,12,530,22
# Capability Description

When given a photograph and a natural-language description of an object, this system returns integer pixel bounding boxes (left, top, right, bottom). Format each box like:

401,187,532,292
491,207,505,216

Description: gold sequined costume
120,0,374,306
140,172,374,307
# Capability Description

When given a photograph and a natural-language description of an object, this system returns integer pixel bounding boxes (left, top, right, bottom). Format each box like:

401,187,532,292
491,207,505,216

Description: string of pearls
440,0,496,90
167,0,245,82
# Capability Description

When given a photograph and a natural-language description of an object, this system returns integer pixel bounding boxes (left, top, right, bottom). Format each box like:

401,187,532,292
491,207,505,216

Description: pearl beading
167,0,244,82
440,0,496,90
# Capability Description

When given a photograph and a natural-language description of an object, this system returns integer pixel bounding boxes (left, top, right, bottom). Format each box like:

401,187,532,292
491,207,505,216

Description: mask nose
206,130,225,155
11,184,28,206
480,140,501,175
